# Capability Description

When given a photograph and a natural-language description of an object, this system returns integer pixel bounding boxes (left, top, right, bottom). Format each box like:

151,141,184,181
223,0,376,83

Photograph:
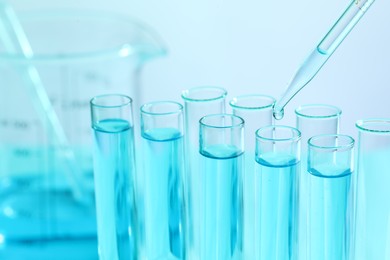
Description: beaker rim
140,101,183,116
90,94,132,108
295,104,342,119
0,10,167,62
181,86,227,102
256,125,301,142
308,134,355,150
355,118,390,133
229,94,275,110
199,114,244,129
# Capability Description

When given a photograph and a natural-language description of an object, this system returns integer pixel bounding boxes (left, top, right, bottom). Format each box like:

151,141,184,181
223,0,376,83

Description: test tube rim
199,113,244,129
295,104,342,119
256,125,301,142
181,86,227,103
308,134,354,151
355,118,390,134
90,93,132,109
229,94,275,110
140,100,183,116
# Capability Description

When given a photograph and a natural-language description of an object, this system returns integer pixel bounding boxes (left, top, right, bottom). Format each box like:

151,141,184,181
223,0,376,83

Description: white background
12,0,390,139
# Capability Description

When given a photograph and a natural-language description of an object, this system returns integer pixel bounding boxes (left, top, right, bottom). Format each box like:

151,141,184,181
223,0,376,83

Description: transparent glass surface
229,94,275,259
254,126,301,260
307,134,354,260
197,114,244,260
0,9,165,259
139,101,185,260
180,86,227,259
353,119,390,260
294,104,341,260
91,94,138,260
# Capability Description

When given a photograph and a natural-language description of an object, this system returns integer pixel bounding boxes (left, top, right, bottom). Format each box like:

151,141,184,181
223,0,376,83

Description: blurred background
10,0,389,138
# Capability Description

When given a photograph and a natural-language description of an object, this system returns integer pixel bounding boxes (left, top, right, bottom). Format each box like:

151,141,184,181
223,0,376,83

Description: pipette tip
272,104,284,120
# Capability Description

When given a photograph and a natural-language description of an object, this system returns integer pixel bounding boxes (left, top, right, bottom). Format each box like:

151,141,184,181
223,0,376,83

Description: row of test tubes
89,86,390,260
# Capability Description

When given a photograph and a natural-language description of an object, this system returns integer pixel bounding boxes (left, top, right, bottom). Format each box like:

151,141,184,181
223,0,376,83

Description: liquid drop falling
273,108,284,120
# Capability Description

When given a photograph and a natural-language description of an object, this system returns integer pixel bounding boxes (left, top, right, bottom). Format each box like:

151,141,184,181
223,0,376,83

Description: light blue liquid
184,148,202,260
308,164,352,260
199,144,243,260
254,152,299,260
354,150,390,260
242,151,256,259
93,119,137,260
297,152,309,260
141,128,185,260
0,146,97,259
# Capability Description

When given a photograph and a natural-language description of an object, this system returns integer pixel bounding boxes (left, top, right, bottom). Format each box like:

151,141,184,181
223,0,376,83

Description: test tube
353,119,390,260
254,125,301,260
90,94,138,260
198,114,244,259
295,104,342,152
181,86,227,158
307,134,354,260
229,94,275,258
295,104,341,259
139,101,186,259
181,86,227,258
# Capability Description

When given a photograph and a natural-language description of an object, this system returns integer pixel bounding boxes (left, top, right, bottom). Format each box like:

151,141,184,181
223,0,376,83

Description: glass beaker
139,101,186,260
229,94,275,259
254,125,301,260
353,119,390,260
90,94,138,260
295,104,341,259
0,9,165,259
180,86,227,259
307,134,354,260
198,114,244,259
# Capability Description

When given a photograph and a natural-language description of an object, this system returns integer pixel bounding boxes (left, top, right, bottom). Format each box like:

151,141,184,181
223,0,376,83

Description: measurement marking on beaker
14,121,29,129
0,120,9,127
62,100,89,110
13,148,32,157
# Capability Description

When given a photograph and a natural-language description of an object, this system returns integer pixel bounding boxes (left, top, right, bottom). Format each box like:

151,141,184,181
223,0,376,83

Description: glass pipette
273,0,376,120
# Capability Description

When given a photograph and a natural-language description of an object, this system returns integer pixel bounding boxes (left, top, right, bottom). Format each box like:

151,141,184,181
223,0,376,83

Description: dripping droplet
273,108,284,120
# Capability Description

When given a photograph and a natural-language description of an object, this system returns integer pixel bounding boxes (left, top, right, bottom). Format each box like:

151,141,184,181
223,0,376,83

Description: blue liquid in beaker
254,153,299,260
308,165,352,260
141,128,185,260
200,144,243,259
0,149,97,259
93,119,137,260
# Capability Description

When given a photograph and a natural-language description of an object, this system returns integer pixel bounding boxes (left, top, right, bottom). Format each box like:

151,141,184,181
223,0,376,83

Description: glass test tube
198,114,244,259
90,94,138,260
307,134,354,260
353,119,390,260
254,125,301,260
181,86,227,157
295,104,341,260
295,104,342,152
140,101,186,260
181,86,227,258
229,94,275,259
